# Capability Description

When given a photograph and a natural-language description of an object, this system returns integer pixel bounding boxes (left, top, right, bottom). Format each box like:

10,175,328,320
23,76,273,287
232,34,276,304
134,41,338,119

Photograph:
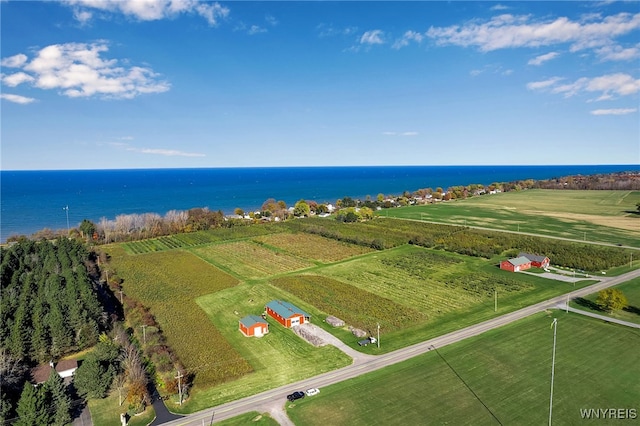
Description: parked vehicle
287,391,305,401
305,388,320,396
358,336,377,346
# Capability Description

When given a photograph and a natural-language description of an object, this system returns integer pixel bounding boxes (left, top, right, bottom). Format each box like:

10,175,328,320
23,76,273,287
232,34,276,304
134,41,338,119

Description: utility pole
631,253,634,269
494,289,497,312
141,325,147,344
63,205,70,235
176,370,184,405
118,290,123,304
566,294,569,313
549,318,558,426
377,323,380,349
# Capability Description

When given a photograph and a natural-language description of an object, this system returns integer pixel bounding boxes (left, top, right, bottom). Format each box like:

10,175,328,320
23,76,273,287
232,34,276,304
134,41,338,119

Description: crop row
253,233,374,263
271,275,426,333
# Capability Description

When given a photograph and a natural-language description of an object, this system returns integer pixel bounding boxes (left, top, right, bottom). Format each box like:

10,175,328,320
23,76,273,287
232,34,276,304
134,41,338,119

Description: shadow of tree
574,297,604,312
623,305,640,316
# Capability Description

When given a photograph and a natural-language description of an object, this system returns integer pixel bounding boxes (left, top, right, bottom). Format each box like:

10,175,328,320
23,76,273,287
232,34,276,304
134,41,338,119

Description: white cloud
265,14,278,27
426,12,640,55
63,0,229,26
1,54,28,68
596,43,640,61
128,147,205,157
491,4,509,11
316,24,358,38
590,108,637,115
527,73,640,100
2,72,35,87
526,77,564,91
383,131,418,136
528,51,560,66
248,25,267,35
1,93,36,104
392,30,424,49
360,30,384,45
1,42,169,100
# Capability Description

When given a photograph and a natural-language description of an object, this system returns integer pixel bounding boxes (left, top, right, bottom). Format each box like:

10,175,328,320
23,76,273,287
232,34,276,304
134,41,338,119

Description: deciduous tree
596,288,628,313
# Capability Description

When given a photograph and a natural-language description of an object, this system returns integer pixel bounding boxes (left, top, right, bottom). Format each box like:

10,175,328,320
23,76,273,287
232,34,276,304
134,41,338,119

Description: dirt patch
292,324,327,347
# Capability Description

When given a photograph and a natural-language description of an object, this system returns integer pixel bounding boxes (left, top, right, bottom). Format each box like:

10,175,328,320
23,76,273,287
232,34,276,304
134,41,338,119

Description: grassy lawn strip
107,247,251,387
287,312,640,426
574,277,640,325
215,412,279,426
88,392,155,426
180,283,352,413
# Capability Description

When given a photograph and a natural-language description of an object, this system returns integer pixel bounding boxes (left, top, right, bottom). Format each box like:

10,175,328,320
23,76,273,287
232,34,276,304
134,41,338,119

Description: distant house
239,315,269,337
500,256,532,272
30,360,78,385
519,253,550,269
265,300,310,328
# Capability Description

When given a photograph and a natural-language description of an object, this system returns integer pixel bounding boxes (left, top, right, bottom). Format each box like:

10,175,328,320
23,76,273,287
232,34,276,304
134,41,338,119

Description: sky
1,1,639,170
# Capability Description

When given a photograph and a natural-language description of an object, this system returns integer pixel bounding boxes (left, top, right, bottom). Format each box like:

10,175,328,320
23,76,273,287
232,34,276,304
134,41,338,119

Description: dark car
287,391,305,402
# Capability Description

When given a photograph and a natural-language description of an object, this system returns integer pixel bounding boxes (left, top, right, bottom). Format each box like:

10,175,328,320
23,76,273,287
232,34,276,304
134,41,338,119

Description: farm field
574,277,640,325
105,246,252,387
191,241,315,280
179,283,351,413
380,190,640,247
287,312,640,425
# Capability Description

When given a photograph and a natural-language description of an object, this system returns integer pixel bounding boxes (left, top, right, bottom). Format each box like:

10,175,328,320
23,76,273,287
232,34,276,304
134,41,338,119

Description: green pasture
215,412,279,426
573,277,640,325
175,283,351,413
379,190,640,247
287,312,640,426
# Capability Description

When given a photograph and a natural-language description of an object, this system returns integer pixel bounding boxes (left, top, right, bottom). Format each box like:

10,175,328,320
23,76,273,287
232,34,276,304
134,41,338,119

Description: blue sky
1,1,639,170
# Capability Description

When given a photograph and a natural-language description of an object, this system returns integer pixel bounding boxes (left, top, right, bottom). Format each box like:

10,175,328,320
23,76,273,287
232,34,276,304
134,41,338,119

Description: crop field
576,277,640,325
287,312,640,425
191,241,315,280
106,246,252,386
271,274,426,332
252,233,374,263
181,283,351,412
380,190,640,247
121,225,281,254
319,245,534,316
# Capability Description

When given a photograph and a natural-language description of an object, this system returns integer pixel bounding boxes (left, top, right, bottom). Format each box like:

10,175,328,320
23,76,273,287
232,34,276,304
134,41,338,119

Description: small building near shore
239,315,269,337
518,252,550,269
265,300,310,328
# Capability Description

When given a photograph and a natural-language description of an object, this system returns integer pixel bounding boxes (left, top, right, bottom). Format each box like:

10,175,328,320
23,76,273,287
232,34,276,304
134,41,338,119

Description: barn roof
266,300,310,319
519,253,549,263
30,364,53,384
508,256,532,266
239,315,268,327
55,359,78,374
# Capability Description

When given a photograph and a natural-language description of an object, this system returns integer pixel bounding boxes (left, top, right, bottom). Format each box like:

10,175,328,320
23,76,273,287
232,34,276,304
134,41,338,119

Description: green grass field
287,312,640,425
379,190,640,247
574,277,640,325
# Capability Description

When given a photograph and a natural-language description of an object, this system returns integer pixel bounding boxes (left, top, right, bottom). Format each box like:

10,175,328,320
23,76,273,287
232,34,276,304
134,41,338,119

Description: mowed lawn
381,190,640,247
287,312,640,426
575,277,640,325
186,283,351,412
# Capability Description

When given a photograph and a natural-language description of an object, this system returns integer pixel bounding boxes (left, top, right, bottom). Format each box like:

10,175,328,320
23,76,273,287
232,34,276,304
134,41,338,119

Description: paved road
556,304,640,329
160,269,640,425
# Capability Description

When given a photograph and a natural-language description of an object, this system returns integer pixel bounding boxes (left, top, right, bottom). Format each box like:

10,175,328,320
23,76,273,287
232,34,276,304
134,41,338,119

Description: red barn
265,300,310,328
239,315,269,337
519,252,550,269
500,256,532,272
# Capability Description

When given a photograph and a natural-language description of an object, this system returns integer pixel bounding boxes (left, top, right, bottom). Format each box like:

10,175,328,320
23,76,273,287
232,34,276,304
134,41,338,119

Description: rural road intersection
160,269,640,425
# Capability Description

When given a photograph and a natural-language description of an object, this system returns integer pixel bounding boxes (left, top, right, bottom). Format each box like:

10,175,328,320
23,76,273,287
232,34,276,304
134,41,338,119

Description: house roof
508,256,532,267
266,300,310,319
519,253,549,263
239,315,268,328
55,359,78,373
30,364,53,384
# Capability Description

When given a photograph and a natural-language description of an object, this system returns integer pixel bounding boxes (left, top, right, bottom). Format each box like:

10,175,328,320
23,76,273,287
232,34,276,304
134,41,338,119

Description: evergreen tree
15,382,48,426
44,369,71,426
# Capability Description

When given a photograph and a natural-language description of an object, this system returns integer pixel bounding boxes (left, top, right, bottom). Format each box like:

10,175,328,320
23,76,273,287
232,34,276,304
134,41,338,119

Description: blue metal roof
265,300,310,319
